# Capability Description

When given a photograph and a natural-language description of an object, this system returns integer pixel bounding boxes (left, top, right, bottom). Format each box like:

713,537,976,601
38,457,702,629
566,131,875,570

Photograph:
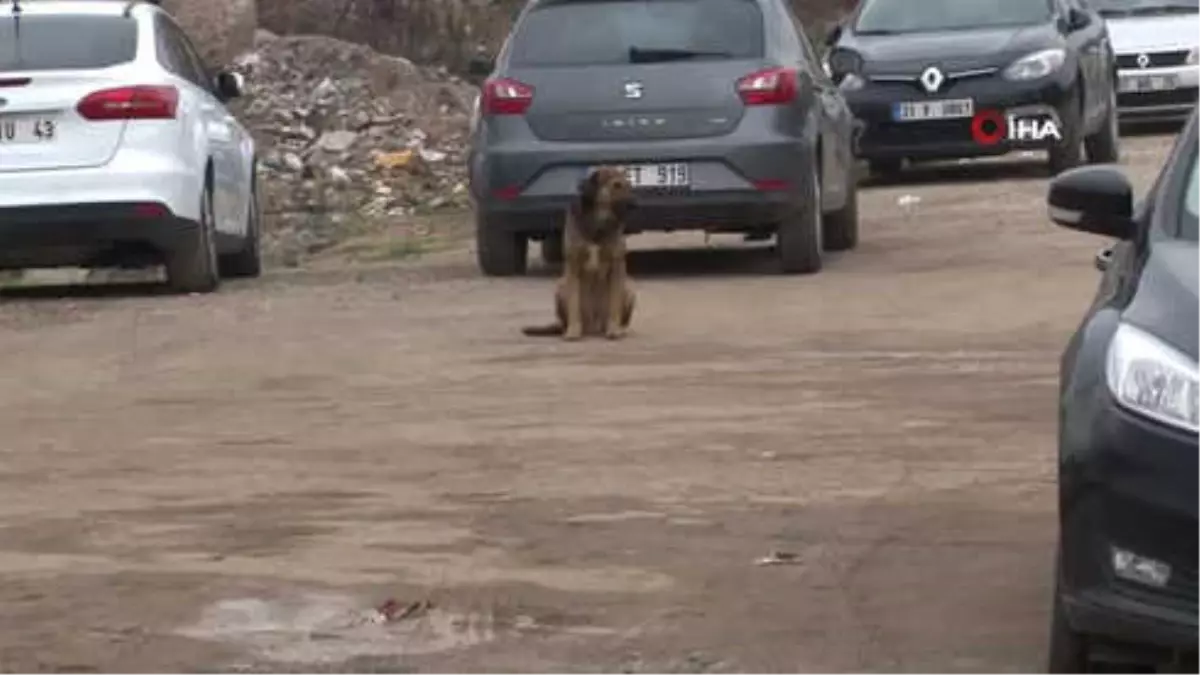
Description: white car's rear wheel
165,180,220,294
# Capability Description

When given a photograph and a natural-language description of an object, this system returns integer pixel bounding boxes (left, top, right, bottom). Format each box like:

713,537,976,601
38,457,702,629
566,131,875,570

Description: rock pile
229,30,477,264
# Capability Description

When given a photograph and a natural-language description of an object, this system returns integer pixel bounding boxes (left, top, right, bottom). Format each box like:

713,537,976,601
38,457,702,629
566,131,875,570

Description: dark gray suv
466,0,861,276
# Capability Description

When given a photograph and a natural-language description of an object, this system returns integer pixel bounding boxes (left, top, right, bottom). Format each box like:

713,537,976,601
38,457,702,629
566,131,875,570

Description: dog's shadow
530,243,794,279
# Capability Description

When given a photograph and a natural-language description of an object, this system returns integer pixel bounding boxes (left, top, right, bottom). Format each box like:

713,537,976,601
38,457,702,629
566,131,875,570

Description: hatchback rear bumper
477,187,795,236
0,202,198,269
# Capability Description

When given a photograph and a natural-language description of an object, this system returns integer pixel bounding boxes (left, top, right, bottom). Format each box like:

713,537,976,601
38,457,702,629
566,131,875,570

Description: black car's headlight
1002,48,1066,81
824,48,865,88
1106,322,1199,434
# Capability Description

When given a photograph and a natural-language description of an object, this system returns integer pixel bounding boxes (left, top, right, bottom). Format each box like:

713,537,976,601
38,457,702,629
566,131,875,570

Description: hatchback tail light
737,67,798,106
76,85,179,121
481,77,534,116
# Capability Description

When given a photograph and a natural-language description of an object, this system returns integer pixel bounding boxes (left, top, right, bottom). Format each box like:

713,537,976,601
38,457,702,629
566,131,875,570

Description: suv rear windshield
508,0,765,67
854,0,1053,34
0,16,138,71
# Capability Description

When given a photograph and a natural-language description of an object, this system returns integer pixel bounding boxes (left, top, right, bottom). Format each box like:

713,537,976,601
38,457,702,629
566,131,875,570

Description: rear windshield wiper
628,46,733,63
852,29,904,36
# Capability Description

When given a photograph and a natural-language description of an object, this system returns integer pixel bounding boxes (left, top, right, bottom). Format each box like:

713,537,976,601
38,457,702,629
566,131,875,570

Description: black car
1045,109,1198,671
824,0,1122,177
464,0,859,276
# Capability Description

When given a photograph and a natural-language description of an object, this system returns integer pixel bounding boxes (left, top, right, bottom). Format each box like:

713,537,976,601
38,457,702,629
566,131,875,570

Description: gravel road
0,132,1178,673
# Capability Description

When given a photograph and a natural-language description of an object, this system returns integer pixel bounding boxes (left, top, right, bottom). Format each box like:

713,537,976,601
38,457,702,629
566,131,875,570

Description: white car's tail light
76,85,179,121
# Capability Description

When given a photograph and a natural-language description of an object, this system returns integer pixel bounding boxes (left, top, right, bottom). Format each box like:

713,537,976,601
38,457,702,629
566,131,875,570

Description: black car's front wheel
823,167,859,252
1049,87,1086,175
1048,548,1091,673
1084,87,1121,165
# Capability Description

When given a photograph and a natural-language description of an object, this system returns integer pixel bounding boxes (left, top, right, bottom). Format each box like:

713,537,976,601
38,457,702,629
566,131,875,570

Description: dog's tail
521,322,565,337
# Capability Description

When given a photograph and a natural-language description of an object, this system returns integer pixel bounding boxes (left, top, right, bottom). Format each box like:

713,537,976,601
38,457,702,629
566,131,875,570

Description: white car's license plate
616,162,691,189
892,98,975,122
0,114,60,144
1119,74,1177,93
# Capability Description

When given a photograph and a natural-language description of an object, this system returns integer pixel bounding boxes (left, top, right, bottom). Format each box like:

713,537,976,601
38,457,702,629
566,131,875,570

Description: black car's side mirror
214,70,244,101
1065,7,1092,31
1048,165,1136,239
1095,246,1115,271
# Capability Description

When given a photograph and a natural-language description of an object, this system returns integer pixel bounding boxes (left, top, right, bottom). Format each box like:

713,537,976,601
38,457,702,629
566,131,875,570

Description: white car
1094,0,1200,122
0,0,259,293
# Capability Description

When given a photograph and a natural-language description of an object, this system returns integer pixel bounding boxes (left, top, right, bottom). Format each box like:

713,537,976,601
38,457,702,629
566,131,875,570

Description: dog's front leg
605,252,629,340
563,272,584,341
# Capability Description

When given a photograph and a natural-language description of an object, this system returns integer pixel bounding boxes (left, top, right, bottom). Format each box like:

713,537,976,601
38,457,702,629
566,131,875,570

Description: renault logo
623,81,644,99
1136,52,1150,69
919,66,945,93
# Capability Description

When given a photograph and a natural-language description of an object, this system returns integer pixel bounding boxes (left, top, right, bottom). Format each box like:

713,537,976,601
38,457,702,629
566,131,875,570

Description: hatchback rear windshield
853,0,1053,34
508,0,765,67
0,16,138,71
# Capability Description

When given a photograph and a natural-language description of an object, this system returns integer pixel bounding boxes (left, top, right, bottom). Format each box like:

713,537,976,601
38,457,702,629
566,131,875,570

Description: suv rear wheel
541,230,564,267
476,213,528,276
165,181,220,294
776,165,823,275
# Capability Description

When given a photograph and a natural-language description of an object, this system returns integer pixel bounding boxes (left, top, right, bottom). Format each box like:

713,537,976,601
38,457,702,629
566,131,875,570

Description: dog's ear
577,172,599,212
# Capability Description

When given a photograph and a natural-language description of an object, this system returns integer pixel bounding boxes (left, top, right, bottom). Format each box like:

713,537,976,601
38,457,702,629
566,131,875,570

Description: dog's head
576,166,636,235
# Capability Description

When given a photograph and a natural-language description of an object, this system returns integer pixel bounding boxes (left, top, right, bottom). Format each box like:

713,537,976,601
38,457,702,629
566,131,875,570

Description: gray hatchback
466,0,861,276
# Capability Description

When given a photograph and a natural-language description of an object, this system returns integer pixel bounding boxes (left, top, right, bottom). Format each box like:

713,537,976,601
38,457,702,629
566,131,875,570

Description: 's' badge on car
624,81,644,99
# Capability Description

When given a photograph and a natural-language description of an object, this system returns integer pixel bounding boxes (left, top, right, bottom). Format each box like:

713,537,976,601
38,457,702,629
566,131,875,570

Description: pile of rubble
229,30,477,263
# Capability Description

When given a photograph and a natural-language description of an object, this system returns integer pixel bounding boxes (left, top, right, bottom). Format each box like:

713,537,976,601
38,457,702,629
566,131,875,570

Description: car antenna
8,0,22,63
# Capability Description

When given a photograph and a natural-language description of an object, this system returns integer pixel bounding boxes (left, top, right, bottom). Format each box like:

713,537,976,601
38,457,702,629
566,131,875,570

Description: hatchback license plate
0,114,60,144
1120,74,1177,93
892,98,974,122
617,162,690,189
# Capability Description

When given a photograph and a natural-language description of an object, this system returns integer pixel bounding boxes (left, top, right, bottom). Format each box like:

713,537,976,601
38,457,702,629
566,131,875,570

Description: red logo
971,109,1006,146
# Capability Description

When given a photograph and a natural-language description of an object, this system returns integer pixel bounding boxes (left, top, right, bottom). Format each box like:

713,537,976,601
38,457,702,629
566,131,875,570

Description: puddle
177,593,497,664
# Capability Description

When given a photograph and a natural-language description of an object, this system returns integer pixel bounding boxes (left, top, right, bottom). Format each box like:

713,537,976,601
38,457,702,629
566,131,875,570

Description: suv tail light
77,85,179,121
737,67,798,106
481,77,534,116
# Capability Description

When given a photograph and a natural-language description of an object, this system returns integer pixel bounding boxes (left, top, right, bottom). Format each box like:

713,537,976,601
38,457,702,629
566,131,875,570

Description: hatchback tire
219,180,263,279
776,167,823,275
476,213,528,276
166,181,220,294
1084,88,1120,165
823,170,859,252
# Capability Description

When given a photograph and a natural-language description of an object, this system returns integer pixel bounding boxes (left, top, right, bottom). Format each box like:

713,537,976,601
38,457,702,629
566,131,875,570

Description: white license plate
0,114,60,145
892,98,975,122
1119,74,1177,93
616,163,691,189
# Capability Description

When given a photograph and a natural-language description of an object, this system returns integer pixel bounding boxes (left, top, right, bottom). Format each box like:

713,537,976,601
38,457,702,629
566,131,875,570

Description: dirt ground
0,131,1180,673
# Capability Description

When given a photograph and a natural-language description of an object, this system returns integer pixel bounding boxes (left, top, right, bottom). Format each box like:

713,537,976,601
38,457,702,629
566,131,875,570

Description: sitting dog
522,166,637,341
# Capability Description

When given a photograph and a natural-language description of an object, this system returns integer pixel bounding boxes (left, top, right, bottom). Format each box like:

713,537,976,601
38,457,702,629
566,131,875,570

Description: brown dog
522,166,637,341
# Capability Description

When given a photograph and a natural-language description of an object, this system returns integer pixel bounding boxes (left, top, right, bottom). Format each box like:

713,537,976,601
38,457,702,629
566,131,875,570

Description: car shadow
0,281,174,302
1119,119,1186,137
528,242,843,279
860,156,1050,189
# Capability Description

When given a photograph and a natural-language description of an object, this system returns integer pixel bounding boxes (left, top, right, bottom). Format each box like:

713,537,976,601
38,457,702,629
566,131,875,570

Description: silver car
1093,0,1200,122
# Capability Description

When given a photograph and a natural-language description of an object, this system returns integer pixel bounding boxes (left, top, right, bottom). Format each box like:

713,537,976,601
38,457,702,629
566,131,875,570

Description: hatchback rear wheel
476,213,528,276
776,165,823,275
165,181,220,294
219,180,263,279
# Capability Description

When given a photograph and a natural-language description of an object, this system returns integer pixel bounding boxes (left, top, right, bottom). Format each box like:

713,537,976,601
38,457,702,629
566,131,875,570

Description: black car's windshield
1091,0,1198,16
854,0,1053,34
1179,146,1198,241
0,16,137,71
508,0,764,67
